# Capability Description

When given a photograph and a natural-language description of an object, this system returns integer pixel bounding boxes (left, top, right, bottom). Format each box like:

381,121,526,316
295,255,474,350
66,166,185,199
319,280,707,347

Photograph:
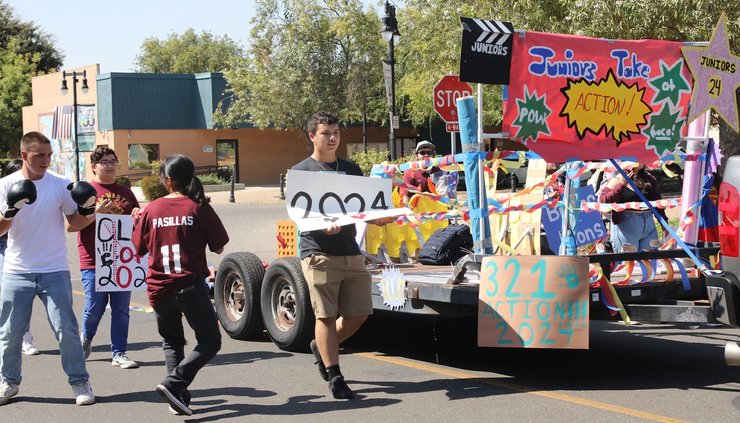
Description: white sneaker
71,381,95,406
21,336,41,355
0,379,19,406
111,352,139,369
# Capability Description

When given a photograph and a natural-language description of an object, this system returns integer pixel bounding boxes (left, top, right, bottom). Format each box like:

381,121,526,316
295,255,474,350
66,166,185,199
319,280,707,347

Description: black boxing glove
1,179,37,220
67,181,97,216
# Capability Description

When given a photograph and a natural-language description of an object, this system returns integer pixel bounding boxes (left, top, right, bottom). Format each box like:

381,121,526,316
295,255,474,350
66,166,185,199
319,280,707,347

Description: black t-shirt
292,156,363,259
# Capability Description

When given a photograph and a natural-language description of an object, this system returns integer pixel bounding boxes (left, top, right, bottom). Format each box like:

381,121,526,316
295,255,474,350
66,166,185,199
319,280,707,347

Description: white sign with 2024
286,169,411,232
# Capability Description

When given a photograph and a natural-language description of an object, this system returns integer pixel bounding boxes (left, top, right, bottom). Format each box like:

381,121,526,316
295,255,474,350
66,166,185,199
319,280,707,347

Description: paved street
1,191,740,422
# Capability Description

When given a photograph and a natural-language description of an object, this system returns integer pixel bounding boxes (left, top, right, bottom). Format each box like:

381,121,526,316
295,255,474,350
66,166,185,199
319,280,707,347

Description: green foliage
0,37,39,153
0,2,63,72
115,175,131,188
139,175,168,201
348,149,420,175
0,3,62,154
215,0,387,144
349,149,390,176
150,160,161,175
134,28,245,73
128,160,149,170
198,173,228,185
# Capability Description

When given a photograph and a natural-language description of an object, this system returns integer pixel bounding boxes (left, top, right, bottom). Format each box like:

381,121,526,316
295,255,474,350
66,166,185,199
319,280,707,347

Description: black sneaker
169,389,191,415
310,339,329,381
328,376,355,399
156,384,192,416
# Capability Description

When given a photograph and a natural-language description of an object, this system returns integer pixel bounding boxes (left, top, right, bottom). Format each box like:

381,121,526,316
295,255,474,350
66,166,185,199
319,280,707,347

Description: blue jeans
611,211,658,253
81,269,132,356
154,279,221,393
0,271,89,385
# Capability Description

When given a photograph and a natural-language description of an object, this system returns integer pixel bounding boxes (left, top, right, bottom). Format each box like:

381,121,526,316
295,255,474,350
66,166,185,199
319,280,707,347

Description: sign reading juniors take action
286,169,411,232
95,214,148,292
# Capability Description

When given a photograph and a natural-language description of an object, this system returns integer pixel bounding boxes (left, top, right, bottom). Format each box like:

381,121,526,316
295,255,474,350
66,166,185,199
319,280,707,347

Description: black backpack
418,224,474,265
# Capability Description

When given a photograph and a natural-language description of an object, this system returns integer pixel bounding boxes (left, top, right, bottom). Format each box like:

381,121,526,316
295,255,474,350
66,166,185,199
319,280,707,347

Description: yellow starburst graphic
560,69,651,144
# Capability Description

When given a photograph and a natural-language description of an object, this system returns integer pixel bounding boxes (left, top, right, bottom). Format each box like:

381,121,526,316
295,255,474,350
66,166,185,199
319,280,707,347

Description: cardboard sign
478,255,589,349
541,185,607,252
286,169,410,232
95,214,148,292
681,14,740,132
503,31,692,164
460,17,514,84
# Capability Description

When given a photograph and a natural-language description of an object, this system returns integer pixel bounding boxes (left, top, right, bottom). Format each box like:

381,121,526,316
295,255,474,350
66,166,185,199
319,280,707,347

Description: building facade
22,64,418,185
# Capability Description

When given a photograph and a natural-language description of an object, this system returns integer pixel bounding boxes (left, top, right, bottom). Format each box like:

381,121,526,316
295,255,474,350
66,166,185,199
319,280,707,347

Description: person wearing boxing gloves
0,131,98,407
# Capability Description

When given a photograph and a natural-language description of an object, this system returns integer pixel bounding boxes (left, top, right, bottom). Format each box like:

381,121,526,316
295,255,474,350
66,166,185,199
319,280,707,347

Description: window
128,144,159,169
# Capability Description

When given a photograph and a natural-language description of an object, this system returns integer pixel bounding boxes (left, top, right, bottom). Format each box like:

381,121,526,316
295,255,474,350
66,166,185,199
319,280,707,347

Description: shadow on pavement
342,313,740,395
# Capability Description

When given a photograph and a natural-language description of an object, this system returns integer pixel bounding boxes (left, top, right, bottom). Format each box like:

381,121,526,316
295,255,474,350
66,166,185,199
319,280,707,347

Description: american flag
52,105,74,140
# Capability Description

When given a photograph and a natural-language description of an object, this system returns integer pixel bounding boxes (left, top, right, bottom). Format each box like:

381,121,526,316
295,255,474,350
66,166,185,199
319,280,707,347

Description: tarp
503,31,693,164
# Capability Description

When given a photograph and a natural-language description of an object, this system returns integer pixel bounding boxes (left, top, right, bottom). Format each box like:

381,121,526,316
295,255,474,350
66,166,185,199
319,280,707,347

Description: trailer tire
214,252,265,340
260,257,314,351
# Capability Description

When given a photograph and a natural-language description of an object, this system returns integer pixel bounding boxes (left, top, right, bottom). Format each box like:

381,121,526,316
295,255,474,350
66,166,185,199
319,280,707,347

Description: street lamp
60,70,89,181
381,1,400,160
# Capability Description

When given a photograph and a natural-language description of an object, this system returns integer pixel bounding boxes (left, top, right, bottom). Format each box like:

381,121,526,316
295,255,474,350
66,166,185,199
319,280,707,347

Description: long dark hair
159,155,209,205
632,167,654,193
2,159,22,177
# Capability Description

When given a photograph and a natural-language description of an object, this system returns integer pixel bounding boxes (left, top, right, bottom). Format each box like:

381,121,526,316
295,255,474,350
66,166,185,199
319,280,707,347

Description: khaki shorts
301,254,372,319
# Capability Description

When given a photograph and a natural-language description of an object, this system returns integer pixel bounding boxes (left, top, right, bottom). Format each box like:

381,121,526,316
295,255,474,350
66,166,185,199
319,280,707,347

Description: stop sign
433,75,473,123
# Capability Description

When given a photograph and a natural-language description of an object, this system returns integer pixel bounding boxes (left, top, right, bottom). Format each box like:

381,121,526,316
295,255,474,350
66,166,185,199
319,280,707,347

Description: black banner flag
459,17,514,85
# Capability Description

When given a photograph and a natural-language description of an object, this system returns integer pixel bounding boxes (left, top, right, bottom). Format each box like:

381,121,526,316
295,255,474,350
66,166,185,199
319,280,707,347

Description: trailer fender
705,272,740,327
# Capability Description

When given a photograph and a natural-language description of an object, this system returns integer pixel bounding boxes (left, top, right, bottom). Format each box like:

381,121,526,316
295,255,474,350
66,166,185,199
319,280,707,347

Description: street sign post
434,75,473,152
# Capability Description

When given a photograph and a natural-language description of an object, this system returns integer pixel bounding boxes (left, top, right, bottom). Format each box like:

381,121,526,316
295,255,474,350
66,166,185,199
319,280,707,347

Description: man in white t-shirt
0,132,99,407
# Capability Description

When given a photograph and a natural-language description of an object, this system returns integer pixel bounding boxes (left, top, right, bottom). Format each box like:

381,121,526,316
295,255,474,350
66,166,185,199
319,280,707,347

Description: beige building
22,64,418,185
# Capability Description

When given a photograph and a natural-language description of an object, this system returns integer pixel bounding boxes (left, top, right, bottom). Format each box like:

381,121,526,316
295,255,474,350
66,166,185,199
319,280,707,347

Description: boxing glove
67,181,97,216
1,179,37,220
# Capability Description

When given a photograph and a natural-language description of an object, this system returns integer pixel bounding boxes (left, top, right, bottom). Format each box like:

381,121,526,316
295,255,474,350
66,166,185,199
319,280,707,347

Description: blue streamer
671,258,691,291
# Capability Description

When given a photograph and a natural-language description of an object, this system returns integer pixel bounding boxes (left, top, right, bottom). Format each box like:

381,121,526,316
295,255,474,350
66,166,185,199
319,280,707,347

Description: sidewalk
132,186,284,205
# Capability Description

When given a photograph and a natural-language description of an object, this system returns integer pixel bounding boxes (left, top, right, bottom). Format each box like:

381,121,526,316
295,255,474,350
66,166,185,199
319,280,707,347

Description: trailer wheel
214,252,265,340
260,257,314,351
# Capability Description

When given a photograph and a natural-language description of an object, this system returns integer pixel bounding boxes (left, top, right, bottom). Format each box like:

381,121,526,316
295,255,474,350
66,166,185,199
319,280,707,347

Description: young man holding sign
292,111,387,399
75,146,140,369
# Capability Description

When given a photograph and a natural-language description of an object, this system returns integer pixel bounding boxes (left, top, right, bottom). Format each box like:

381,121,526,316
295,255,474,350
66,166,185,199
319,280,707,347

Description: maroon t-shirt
131,196,229,306
77,181,140,270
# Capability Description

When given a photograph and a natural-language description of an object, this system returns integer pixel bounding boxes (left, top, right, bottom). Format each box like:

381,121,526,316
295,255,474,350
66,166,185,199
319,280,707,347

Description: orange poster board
478,255,589,349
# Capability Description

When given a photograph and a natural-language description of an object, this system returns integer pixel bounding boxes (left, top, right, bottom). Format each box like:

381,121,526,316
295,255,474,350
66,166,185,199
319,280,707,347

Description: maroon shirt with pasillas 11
131,196,229,306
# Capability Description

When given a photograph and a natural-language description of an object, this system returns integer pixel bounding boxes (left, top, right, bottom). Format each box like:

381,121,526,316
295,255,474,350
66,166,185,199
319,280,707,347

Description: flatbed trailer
213,246,740,358
367,248,724,323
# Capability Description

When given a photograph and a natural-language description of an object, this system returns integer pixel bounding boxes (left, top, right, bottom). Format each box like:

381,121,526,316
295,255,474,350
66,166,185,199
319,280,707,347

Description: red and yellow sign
503,31,692,164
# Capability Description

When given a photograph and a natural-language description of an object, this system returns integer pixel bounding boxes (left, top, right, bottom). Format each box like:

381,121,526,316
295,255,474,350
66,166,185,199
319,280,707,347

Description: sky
7,0,382,73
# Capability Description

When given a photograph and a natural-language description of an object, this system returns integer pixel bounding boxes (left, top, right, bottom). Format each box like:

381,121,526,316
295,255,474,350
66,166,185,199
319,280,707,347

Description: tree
0,1,61,153
215,0,386,145
0,37,39,153
0,1,63,73
134,28,246,74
